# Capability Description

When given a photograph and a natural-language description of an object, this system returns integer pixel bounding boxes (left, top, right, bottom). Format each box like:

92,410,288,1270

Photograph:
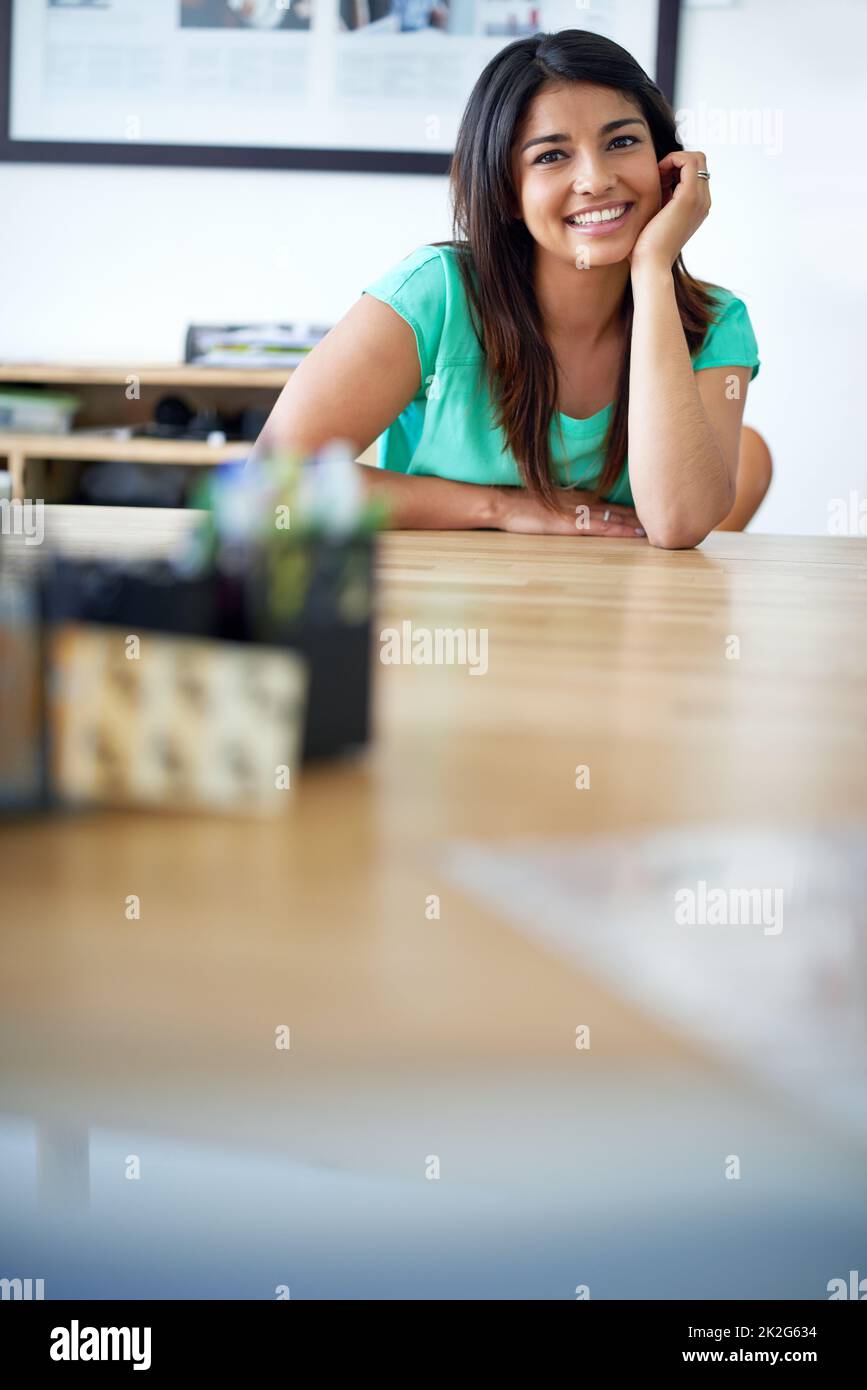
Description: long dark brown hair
434,29,720,506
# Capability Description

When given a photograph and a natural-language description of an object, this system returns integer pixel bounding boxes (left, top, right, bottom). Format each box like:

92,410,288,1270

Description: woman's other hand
494,486,647,537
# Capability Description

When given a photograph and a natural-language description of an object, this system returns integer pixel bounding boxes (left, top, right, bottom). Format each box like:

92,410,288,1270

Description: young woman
255,29,766,548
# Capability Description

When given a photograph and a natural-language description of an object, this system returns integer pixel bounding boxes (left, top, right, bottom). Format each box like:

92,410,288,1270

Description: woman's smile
564,201,635,235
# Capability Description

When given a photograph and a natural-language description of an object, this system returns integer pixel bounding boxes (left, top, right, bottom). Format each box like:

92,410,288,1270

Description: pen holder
0,567,47,813
242,534,375,759
40,556,224,637
38,533,376,767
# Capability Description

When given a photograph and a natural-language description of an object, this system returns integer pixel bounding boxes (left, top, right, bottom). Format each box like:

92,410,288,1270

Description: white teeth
567,204,628,226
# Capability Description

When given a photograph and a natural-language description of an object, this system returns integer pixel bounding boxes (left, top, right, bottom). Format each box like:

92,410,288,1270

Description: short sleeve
692,291,760,381
361,245,447,391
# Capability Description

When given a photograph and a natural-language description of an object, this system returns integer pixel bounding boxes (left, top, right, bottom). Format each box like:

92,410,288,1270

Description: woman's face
511,82,663,267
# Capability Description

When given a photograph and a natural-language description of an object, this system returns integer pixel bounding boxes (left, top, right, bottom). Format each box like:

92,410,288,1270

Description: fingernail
635,527,646,536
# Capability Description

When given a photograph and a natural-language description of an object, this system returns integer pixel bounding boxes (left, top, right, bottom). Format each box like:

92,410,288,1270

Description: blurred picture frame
0,0,681,174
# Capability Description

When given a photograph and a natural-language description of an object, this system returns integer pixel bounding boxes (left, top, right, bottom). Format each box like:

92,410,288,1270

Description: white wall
1,0,865,534
675,0,867,534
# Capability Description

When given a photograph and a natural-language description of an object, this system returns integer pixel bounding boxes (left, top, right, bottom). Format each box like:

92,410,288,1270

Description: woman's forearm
247,430,501,531
356,462,501,530
627,266,734,548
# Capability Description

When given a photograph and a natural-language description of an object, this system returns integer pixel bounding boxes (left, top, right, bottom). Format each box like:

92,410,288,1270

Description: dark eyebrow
520,118,645,153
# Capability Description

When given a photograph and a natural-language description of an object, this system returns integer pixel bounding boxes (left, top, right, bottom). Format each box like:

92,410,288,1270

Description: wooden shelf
0,362,294,389
0,432,250,499
0,361,285,500
0,432,250,465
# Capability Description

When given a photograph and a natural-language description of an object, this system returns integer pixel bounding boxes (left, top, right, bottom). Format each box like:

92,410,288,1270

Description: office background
0,0,864,536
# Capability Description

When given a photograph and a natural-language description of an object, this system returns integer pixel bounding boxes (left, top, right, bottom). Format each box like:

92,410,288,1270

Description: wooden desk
2,517,866,1297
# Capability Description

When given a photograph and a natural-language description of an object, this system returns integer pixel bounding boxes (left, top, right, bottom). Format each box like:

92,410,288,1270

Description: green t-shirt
361,243,760,506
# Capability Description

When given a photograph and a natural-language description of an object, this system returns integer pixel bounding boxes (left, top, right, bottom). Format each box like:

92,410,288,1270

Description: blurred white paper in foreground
442,826,867,1143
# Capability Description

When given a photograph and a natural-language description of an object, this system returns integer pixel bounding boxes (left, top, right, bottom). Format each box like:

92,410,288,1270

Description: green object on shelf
0,389,80,405
0,389,81,434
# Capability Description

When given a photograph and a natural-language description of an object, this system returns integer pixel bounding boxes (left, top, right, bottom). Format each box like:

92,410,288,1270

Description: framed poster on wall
0,0,681,174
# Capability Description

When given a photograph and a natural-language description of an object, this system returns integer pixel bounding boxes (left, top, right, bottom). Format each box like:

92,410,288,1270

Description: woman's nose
571,153,616,197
